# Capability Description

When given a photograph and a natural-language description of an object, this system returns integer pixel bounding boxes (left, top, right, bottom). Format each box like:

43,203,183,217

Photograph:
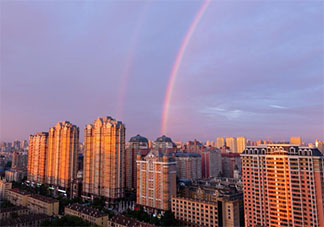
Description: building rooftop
109,215,154,227
130,134,148,143
30,194,58,203
9,188,31,196
66,203,107,218
156,135,173,143
0,213,49,226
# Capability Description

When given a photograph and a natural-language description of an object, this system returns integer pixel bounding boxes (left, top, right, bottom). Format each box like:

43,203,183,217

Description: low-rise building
0,177,12,200
107,215,154,227
0,213,49,226
172,180,244,227
64,203,108,226
6,188,31,206
0,206,29,220
27,194,59,216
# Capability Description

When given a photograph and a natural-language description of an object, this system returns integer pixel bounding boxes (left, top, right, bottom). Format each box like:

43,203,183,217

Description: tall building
216,137,225,149
221,152,241,178
236,137,246,154
154,135,176,154
315,139,324,155
290,136,302,145
27,132,48,184
136,150,176,211
226,137,237,153
83,116,126,199
12,151,28,171
46,121,79,190
174,152,201,180
201,149,222,178
126,134,149,191
241,145,324,227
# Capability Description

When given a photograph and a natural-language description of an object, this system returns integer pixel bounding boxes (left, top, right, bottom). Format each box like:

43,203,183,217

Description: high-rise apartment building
236,137,246,154
226,137,237,153
241,145,324,227
12,151,28,171
174,153,201,180
27,132,48,184
201,149,222,178
83,116,126,199
136,150,176,211
216,137,225,149
290,137,302,145
46,121,79,190
126,134,149,191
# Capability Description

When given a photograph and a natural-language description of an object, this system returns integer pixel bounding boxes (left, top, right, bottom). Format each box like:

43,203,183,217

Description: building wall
136,152,176,211
241,145,324,227
175,155,201,180
45,121,79,189
0,179,12,200
236,137,246,154
27,197,59,216
226,137,237,153
83,117,125,199
64,207,108,226
27,132,48,184
6,190,30,207
201,150,222,178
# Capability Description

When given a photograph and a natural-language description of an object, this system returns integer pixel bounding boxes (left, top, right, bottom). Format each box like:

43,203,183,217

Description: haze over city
1,1,323,142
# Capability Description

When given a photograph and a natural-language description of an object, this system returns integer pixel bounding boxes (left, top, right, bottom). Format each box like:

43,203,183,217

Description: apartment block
0,206,29,220
136,150,177,211
241,145,324,227
126,135,149,191
83,116,126,199
27,194,59,216
201,149,222,178
6,188,31,206
27,132,48,184
46,121,79,190
172,183,243,227
174,152,201,180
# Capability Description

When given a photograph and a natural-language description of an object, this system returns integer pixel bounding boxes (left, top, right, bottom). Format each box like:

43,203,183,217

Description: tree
40,215,92,226
159,210,179,226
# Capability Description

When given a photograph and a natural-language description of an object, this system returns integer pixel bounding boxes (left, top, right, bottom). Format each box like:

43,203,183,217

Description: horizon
1,1,323,143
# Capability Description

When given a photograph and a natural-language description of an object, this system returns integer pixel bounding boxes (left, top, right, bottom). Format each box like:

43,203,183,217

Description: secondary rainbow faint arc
160,0,211,135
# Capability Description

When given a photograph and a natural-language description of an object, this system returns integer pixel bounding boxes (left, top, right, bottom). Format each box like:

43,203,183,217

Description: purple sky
1,1,323,143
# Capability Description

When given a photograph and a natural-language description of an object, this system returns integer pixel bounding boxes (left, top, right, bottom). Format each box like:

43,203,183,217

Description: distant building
46,121,79,190
201,149,222,178
154,135,176,154
236,137,246,154
216,137,225,149
241,145,324,227
65,203,108,226
11,151,28,171
27,132,48,184
83,116,125,200
221,152,241,178
174,152,201,180
136,150,176,211
126,135,149,191
290,136,302,145
315,139,324,155
226,137,237,153
5,169,26,182
185,140,204,153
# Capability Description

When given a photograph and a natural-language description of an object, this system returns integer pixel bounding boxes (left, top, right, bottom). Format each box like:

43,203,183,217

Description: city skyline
1,1,323,142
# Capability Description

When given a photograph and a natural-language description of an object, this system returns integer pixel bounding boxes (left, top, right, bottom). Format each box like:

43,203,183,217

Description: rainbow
117,3,151,119
160,0,211,135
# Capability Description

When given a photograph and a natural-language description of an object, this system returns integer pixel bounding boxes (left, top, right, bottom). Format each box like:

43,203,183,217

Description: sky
1,0,323,143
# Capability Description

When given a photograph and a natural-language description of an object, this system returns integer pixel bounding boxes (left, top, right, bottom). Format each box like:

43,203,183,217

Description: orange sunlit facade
83,116,126,199
241,145,324,227
27,132,48,184
45,121,79,189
